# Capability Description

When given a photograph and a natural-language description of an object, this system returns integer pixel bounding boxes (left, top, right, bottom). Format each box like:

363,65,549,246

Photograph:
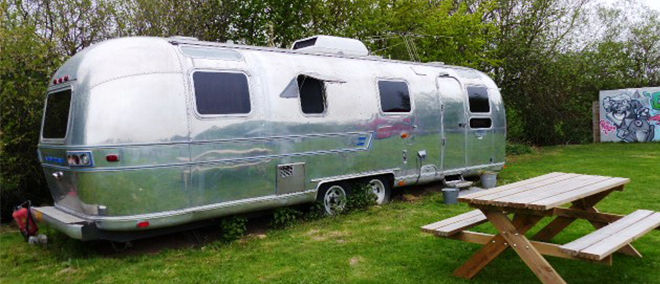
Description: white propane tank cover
291,35,369,56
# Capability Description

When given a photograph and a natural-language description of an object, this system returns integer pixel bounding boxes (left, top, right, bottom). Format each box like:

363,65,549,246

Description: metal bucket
442,188,460,205
480,173,498,189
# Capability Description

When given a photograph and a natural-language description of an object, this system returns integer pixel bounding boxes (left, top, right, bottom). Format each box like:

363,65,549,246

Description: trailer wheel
318,183,349,215
367,177,391,205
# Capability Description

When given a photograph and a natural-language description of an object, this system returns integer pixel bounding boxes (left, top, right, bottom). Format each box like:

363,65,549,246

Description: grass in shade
1,143,659,283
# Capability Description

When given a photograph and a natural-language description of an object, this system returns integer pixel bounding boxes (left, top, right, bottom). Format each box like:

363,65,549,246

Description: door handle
458,123,466,128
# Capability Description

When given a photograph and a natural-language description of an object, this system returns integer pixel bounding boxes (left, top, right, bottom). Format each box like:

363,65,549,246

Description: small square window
467,86,490,113
42,89,72,139
298,75,326,114
193,71,251,115
470,118,492,129
378,80,411,113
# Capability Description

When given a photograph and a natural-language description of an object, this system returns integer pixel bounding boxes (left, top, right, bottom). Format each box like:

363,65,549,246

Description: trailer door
465,86,494,166
437,76,467,171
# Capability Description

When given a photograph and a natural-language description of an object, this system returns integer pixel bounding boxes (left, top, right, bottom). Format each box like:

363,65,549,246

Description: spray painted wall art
599,87,660,142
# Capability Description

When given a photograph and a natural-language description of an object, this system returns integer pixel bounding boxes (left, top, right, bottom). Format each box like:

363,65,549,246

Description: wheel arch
313,172,395,200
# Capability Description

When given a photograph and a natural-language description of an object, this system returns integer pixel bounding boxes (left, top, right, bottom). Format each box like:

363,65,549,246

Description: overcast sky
601,0,660,11
642,0,660,11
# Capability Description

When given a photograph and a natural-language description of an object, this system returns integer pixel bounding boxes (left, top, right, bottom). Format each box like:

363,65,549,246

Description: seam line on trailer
38,132,374,149
41,147,371,172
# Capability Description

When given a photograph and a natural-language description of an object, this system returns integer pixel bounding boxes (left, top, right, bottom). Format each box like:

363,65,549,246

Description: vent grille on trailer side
279,165,294,178
276,163,305,195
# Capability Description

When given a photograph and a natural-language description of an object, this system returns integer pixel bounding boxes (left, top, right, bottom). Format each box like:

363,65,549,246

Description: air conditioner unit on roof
292,35,369,56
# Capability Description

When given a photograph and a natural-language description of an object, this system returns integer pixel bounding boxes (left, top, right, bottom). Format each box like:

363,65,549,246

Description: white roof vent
292,35,369,56
168,36,198,42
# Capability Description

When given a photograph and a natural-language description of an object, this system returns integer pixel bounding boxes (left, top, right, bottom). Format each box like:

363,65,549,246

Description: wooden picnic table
422,172,660,284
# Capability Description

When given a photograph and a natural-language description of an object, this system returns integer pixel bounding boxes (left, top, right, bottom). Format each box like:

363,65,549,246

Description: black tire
366,177,391,205
317,182,350,215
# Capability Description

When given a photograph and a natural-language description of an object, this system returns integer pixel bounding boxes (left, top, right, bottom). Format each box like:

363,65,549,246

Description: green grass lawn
2,143,659,283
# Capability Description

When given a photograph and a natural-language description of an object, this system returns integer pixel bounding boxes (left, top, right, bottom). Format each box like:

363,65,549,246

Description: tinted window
193,72,251,115
297,75,326,114
470,118,492,129
42,89,72,139
467,86,490,113
378,81,411,113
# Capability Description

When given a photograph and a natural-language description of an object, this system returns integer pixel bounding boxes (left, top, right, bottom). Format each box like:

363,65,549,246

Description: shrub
345,183,377,213
271,207,303,228
506,142,534,155
0,19,61,222
303,202,326,221
220,216,247,243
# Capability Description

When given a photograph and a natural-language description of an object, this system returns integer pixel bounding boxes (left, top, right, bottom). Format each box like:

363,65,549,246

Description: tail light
66,151,94,167
106,154,119,162
51,75,72,85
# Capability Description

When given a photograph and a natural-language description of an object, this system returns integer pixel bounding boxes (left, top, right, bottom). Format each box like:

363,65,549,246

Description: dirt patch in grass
391,181,443,203
349,256,364,266
0,224,19,234
56,267,77,276
97,227,219,256
48,215,276,258
306,230,351,242
401,194,422,203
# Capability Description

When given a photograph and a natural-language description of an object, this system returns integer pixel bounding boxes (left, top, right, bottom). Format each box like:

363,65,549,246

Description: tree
0,1,61,220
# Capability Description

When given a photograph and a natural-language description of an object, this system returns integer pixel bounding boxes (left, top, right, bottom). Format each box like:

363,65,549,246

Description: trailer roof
167,37,477,73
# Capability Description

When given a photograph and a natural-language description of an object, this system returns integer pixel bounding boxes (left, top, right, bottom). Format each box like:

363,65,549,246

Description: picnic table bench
422,172,660,284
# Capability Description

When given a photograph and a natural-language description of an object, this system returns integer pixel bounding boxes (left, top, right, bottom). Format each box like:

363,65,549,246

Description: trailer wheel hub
323,185,347,215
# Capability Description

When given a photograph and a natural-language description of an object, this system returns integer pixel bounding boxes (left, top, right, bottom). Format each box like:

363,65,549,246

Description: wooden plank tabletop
459,172,630,210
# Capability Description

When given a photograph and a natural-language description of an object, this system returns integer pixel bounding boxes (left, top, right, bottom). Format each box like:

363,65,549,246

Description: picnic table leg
453,213,542,279
532,217,574,242
532,189,614,242
485,211,567,284
532,187,642,258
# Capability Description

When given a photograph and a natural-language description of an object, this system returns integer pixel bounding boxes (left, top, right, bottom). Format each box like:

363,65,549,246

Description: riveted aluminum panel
277,163,306,195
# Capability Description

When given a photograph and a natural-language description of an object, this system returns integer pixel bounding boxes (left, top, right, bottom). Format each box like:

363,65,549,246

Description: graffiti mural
599,87,660,142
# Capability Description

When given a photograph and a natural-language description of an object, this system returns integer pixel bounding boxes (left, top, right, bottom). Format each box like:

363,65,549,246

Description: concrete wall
599,87,660,142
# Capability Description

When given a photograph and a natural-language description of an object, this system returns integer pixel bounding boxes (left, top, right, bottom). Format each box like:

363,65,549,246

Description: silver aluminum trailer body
35,36,505,240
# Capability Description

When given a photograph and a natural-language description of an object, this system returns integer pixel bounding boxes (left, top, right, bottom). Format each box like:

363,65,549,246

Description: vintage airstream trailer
33,35,505,241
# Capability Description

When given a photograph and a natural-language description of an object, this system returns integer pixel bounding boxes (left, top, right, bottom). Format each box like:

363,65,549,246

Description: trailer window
193,71,251,115
470,118,492,129
297,75,325,114
378,80,411,113
42,89,72,139
467,86,490,113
